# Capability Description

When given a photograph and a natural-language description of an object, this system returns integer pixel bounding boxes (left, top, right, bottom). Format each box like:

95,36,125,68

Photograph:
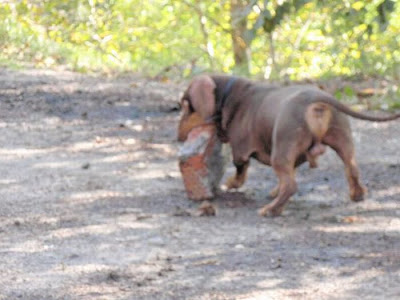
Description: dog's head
177,75,216,141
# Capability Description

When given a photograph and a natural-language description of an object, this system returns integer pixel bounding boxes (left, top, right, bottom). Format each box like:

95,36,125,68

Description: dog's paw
350,185,367,202
268,185,279,199
225,176,244,190
258,204,283,217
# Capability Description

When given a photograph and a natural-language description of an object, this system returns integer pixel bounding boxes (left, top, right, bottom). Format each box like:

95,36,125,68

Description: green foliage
0,0,400,83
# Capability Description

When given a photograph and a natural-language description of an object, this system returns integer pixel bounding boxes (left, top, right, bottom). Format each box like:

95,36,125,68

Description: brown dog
178,75,400,217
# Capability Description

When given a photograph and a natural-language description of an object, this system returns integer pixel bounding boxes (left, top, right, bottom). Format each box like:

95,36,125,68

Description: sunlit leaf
352,1,364,11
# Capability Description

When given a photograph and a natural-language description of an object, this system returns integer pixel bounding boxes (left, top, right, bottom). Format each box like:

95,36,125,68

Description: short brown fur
305,103,332,140
178,101,206,142
179,75,400,216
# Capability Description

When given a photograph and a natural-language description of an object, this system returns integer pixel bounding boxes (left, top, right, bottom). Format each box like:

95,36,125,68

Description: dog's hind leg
268,184,280,199
259,163,297,217
323,118,367,202
260,147,305,217
259,124,312,217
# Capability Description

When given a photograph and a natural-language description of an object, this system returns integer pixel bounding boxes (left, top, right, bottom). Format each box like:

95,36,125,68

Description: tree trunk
230,0,251,75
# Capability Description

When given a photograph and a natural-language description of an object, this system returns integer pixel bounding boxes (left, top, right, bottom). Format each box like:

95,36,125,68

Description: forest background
1,0,400,108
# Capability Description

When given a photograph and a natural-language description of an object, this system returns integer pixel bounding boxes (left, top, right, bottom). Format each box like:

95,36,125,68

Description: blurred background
1,1,400,99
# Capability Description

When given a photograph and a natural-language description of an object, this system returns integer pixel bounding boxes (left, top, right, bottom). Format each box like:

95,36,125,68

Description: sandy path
0,69,399,300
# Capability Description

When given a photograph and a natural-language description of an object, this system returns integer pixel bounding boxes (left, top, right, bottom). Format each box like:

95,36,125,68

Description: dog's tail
305,90,400,122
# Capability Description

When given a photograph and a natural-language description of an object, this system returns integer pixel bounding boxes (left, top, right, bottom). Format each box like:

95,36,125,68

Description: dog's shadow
213,191,258,209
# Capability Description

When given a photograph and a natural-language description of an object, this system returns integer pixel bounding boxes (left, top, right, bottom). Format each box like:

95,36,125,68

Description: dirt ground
0,68,399,300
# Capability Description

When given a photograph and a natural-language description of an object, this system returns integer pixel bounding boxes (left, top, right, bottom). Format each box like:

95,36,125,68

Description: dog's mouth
177,112,207,142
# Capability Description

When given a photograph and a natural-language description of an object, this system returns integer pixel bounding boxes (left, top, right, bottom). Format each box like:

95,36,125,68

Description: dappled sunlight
145,143,177,155
0,147,54,158
0,179,18,184
47,220,154,241
315,219,400,234
65,190,126,205
7,239,51,254
133,168,171,180
68,284,125,299
371,122,391,129
48,224,117,240
96,152,137,164
64,137,138,153
254,277,284,290
374,185,400,197
0,64,398,299
33,160,85,169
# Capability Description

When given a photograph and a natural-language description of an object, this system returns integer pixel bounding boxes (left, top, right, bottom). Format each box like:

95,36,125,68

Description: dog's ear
188,75,216,119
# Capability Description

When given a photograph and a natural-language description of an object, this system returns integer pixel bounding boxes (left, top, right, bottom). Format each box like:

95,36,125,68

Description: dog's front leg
225,161,249,190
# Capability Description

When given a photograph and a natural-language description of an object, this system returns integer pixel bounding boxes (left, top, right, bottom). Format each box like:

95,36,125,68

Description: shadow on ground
0,68,399,300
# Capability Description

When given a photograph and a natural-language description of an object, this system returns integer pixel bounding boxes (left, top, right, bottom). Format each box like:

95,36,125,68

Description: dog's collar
205,77,237,142
217,76,237,117
207,77,237,123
